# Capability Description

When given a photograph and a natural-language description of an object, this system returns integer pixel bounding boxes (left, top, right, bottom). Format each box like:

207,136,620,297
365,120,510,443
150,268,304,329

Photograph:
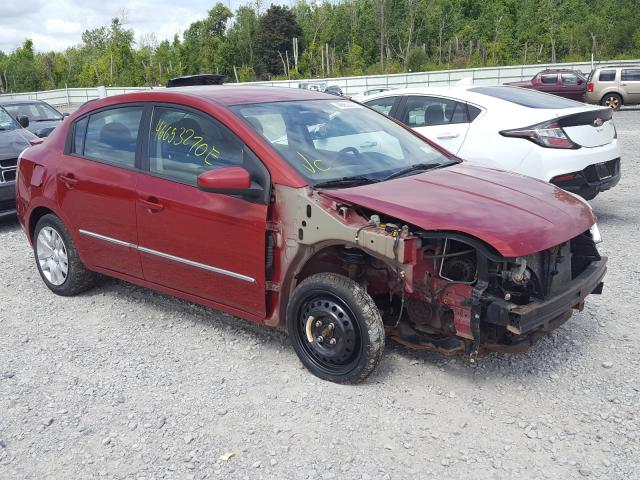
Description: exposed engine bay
270,186,607,356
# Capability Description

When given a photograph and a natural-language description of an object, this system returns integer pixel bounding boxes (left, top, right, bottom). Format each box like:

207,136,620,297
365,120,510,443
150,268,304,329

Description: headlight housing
589,223,602,244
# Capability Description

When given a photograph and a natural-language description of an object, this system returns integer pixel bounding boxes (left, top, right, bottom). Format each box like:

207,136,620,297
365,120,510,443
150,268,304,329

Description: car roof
0,98,48,106
360,85,492,105
132,85,336,106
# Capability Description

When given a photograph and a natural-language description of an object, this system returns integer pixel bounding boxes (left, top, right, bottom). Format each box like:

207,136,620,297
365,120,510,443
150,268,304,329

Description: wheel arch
272,240,397,328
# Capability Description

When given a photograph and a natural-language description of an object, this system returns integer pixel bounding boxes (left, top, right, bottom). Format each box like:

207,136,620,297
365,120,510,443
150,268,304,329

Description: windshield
3,102,62,121
231,100,452,186
470,86,583,109
0,108,19,130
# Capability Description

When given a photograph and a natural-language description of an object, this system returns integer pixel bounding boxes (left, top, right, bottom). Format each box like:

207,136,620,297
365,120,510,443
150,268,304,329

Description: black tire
33,214,96,296
286,273,385,384
601,93,622,111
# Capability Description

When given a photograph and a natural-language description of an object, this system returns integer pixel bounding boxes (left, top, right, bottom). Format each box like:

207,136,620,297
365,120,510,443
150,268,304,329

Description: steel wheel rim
605,96,619,109
296,292,363,375
36,226,68,286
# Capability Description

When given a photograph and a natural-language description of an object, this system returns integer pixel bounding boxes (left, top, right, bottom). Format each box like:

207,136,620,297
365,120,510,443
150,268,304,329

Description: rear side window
83,107,143,168
467,105,482,121
561,73,579,84
621,69,640,81
402,96,468,127
72,117,88,154
365,96,396,116
598,70,617,82
469,86,582,109
540,74,558,84
149,107,244,185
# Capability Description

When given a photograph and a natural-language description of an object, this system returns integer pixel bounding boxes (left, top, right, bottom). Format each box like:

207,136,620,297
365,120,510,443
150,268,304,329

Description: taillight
500,120,579,149
588,83,594,92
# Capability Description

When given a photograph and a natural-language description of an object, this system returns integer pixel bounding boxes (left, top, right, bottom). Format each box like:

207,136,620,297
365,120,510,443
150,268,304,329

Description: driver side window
149,107,244,185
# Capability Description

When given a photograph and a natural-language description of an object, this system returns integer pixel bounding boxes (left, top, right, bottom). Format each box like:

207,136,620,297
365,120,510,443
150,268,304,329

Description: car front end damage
270,185,606,357
389,228,606,356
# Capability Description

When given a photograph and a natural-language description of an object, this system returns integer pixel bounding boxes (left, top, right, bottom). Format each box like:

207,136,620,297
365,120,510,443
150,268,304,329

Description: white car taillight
500,120,579,149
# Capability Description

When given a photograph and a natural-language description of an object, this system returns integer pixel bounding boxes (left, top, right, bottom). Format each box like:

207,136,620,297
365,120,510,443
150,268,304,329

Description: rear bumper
485,257,607,336
551,158,621,200
0,181,17,217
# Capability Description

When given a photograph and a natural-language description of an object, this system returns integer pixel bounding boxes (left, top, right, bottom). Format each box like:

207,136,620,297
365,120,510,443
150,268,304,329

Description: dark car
505,69,587,101
324,85,344,96
0,99,68,138
16,86,606,383
0,107,37,217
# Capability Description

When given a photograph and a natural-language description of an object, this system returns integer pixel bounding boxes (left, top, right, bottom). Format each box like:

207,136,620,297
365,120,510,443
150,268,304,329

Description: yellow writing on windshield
155,119,221,167
297,152,330,174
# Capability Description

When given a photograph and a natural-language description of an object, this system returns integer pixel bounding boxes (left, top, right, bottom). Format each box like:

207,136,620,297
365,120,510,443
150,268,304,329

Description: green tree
254,5,302,77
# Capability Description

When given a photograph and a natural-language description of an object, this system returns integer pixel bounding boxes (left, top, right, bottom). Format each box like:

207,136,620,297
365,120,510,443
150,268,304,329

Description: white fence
0,86,153,107
1,59,638,106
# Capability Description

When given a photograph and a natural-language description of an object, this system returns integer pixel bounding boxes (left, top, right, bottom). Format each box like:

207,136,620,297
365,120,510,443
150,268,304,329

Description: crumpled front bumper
485,257,607,338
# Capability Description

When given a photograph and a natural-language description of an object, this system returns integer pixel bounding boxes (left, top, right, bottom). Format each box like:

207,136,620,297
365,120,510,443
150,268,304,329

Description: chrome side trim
137,246,255,283
79,229,137,248
78,229,255,283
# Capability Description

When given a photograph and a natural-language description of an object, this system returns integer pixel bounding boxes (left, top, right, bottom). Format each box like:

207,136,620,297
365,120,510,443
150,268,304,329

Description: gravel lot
1,109,639,480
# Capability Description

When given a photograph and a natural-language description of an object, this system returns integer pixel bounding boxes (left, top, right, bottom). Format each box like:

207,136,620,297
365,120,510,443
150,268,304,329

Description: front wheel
601,93,622,110
286,273,385,383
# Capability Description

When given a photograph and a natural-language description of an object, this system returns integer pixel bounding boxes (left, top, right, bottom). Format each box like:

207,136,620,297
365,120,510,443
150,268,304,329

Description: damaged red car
16,86,607,383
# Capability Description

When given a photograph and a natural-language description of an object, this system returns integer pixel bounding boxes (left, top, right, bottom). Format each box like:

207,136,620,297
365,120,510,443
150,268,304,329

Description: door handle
138,197,164,213
59,174,78,188
436,132,460,139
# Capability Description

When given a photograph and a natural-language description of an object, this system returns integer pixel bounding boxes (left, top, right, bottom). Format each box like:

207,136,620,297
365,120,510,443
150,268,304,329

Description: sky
0,0,255,53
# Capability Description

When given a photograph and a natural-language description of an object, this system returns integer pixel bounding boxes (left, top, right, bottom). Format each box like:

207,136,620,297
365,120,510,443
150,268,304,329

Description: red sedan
16,86,606,383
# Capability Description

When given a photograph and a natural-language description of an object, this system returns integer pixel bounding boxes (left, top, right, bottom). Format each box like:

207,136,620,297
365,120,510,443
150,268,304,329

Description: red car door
135,105,269,317
560,73,586,101
538,73,560,96
58,105,145,277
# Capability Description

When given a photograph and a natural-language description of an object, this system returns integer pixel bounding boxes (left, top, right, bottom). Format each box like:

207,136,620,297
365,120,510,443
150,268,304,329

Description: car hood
504,80,532,87
321,164,595,258
0,128,35,160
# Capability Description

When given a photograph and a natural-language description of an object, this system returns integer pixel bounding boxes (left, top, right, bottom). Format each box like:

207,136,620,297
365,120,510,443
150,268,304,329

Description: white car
350,88,393,102
361,86,621,200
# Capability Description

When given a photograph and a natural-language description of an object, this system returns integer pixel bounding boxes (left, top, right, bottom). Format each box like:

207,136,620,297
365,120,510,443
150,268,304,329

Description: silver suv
586,65,640,110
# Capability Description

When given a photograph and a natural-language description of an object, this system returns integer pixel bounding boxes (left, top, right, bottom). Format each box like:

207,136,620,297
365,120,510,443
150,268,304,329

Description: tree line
1,0,639,93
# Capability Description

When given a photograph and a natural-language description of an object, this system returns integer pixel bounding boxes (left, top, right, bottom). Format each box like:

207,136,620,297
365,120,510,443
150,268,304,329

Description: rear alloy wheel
33,214,96,296
287,273,384,383
601,93,622,111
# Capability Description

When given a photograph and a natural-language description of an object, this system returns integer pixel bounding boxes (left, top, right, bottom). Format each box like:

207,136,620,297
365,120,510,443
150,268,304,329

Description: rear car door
539,73,560,95
560,73,586,101
397,95,470,154
620,68,640,103
59,105,145,277
135,105,270,317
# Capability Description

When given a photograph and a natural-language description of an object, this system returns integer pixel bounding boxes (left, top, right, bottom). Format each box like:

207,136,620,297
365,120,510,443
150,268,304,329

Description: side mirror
17,115,29,128
197,166,251,193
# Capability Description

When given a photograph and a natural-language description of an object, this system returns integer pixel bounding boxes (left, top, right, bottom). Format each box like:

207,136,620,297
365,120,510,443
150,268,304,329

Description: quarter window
599,70,617,82
72,117,88,154
403,96,468,127
365,96,396,116
83,107,143,168
149,107,244,185
621,69,640,81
